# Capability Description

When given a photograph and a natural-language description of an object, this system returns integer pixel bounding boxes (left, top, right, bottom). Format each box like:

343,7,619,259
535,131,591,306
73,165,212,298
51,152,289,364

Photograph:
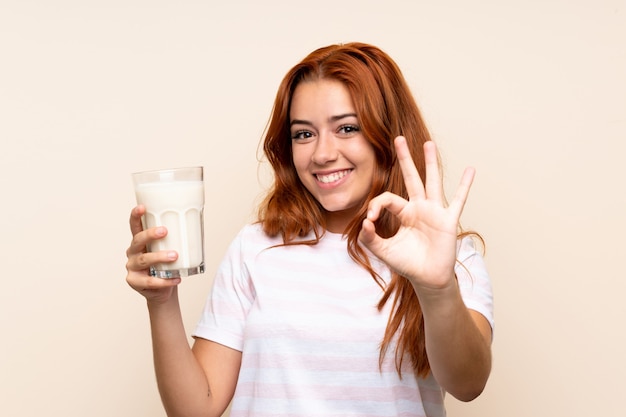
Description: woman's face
289,79,376,233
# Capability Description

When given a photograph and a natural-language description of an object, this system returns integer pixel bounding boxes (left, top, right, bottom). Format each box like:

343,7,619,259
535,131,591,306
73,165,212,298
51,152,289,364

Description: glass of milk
132,166,205,278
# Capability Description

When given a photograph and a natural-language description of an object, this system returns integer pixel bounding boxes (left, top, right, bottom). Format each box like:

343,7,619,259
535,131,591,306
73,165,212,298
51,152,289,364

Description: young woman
126,42,493,417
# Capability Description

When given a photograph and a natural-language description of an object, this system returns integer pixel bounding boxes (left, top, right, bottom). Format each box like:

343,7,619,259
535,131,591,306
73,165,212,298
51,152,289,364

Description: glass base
150,263,205,279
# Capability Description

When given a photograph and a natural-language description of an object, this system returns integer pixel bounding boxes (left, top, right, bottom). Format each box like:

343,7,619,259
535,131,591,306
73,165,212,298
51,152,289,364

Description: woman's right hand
125,205,181,304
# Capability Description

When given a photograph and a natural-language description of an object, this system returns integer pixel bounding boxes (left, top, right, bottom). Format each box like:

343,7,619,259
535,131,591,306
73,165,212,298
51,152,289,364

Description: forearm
414,279,492,401
147,289,215,417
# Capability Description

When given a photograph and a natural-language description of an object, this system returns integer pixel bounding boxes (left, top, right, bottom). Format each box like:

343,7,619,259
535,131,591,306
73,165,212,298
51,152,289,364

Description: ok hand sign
358,136,475,291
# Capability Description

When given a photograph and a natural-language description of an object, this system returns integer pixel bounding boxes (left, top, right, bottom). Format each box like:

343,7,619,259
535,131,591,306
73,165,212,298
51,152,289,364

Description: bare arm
147,291,241,417
413,280,492,400
126,205,241,417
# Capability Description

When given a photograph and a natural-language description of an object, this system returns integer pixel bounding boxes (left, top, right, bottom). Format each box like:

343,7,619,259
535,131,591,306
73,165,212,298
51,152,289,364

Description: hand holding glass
132,167,205,278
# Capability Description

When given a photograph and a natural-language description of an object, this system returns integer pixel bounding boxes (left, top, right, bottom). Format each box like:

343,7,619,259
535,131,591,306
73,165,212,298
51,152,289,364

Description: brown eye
291,130,314,142
338,124,360,136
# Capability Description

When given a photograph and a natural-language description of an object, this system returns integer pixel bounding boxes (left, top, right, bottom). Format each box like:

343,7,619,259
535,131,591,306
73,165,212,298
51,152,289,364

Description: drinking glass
132,166,205,278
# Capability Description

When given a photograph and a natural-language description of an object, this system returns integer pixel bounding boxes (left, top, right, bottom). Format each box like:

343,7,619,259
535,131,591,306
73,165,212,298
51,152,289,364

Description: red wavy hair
258,42,444,377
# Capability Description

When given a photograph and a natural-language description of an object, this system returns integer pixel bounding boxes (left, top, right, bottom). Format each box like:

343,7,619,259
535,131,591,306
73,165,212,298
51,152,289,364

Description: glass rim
131,166,203,177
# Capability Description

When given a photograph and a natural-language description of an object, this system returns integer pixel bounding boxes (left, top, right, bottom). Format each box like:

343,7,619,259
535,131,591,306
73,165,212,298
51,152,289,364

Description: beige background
1,0,624,416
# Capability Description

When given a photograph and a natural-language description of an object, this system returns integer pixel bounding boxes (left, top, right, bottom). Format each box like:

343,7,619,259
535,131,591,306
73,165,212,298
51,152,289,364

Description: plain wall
1,1,625,416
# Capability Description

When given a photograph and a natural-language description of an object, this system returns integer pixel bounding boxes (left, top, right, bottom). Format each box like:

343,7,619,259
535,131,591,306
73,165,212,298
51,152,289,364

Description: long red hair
259,42,441,377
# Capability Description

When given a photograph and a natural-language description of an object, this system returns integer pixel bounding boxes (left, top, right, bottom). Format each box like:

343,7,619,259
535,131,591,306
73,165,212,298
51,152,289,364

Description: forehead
290,79,355,118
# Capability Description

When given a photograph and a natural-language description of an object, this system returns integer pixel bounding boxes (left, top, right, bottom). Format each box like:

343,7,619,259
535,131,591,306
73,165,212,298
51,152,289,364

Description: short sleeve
454,237,494,331
192,228,256,351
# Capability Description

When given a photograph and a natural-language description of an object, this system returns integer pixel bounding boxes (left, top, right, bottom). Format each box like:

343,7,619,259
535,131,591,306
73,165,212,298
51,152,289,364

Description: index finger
394,136,425,200
129,205,146,236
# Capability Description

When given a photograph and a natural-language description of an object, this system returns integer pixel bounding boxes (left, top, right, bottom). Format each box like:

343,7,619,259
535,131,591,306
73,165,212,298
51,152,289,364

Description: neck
324,208,357,234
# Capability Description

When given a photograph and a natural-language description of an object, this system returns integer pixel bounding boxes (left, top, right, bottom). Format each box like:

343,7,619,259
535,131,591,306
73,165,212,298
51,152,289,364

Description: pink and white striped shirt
194,224,493,417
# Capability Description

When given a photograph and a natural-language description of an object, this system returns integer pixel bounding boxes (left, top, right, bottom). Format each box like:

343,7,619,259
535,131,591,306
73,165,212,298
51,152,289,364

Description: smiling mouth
315,169,352,184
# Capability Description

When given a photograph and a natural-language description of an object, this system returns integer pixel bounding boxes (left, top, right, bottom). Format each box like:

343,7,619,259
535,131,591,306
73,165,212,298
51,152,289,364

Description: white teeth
316,170,350,184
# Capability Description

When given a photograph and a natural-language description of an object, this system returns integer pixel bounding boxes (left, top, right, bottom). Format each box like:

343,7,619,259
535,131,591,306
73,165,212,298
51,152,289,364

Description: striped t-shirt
194,223,494,417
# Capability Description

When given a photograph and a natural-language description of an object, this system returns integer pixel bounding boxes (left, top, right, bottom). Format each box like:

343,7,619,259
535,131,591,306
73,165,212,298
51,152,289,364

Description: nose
311,132,338,165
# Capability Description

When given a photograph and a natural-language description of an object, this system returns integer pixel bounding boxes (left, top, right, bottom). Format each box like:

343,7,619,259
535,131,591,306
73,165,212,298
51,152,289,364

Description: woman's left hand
358,136,475,290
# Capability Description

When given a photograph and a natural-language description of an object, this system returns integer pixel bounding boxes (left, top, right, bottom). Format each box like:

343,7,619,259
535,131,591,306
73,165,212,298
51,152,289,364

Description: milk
135,179,205,277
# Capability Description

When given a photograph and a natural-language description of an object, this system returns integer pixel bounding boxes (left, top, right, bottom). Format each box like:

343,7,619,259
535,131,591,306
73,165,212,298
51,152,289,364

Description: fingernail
167,251,177,260
156,227,166,236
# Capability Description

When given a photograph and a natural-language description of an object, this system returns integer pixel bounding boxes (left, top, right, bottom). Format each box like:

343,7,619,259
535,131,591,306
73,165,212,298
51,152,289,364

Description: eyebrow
290,113,358,127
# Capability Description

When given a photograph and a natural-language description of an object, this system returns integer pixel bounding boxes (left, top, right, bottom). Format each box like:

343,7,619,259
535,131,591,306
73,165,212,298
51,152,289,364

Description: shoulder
236,223,281,244
226,223,283,256
455,235,494,329
456,235,485,264
454,235,491,290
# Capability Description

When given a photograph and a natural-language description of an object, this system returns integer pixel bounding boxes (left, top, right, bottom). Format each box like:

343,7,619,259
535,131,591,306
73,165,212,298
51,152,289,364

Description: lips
315,169,352,184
